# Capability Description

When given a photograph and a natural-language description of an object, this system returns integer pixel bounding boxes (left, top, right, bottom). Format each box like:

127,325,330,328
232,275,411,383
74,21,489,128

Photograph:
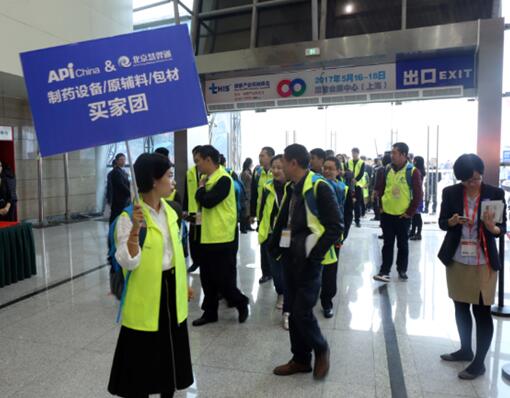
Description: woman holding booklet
437,154,507,380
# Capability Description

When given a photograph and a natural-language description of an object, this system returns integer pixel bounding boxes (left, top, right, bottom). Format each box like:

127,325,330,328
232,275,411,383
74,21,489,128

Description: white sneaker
275,295,284,310
282,312,290,330
373,273,391,283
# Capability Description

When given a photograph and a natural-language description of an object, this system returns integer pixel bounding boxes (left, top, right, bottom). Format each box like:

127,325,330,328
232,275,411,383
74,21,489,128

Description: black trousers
354,186,365,223
320,248,340,310
188,223,202,268
283,255,328,365
379,213,411,275
199,244,248,319
343,203,353,241
373,197,381,220
260,244,272,278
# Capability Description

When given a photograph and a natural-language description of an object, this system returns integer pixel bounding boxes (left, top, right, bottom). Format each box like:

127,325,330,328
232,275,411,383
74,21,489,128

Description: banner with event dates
205,52,475,107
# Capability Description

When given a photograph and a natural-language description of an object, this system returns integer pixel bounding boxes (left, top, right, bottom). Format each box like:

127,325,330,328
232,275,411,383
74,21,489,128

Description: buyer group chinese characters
89,93,149,122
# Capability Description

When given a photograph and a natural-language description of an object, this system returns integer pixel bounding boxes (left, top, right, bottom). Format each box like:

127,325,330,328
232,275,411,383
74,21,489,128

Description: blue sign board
503,150,510,163
20,25,207,157
396,52,475,90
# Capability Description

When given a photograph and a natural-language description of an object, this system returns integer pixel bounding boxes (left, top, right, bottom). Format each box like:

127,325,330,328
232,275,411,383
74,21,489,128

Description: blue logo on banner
396,52,475,90
20,25,207,157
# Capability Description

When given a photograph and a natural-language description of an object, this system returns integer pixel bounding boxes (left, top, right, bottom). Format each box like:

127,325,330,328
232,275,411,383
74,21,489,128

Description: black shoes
398,272,408,281
259,275,272,284
409,235,422,241
192,315,218,327
238,303,249,323
440,351,474,362
458,365,486,380
187,263,199,273
323,308,334,319
355,222,361,228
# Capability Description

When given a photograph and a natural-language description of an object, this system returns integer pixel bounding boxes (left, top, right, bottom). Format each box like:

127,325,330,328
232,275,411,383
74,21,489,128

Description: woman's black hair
134,153,172,193
453,154,485,182
242,157,253,171
413,156,426,177
324,156,341,170
196,145,220,165
270,154,283,165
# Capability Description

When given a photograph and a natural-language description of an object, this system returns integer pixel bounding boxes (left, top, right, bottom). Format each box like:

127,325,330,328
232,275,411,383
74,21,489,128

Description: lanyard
463,190,492,272
463,191,480,233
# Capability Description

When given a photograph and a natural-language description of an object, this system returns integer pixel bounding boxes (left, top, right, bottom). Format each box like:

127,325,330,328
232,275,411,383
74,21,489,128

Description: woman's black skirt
108,269,193,397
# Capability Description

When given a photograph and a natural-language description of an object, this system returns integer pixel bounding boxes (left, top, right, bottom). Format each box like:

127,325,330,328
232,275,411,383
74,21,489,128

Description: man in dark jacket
269,144,341,381
107,153,131,224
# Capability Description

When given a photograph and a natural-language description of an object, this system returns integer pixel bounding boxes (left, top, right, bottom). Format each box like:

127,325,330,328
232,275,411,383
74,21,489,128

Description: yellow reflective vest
280,172,337,265
186,166,199,213
258,180,280,245
381,163,415,216
118,199,188,331
348,159,365,187
200,167,237,244
255,167,272,218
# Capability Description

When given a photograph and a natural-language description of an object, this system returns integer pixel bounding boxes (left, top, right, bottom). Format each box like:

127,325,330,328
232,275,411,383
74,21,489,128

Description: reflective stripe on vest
258,180,277,244
200,167,237,244
186,166,199,213
120,199,188,331
381,163,414,216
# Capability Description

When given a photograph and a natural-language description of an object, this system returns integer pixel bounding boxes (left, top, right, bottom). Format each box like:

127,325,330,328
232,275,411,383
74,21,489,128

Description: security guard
251,146,275,284
347,147,365,227
269,144,341,381
373,142,423,282
192,145,249,326
183,146,202,273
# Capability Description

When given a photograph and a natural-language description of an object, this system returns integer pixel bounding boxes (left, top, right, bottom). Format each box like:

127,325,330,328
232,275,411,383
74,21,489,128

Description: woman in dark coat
410,156,426,240
438,154,506,380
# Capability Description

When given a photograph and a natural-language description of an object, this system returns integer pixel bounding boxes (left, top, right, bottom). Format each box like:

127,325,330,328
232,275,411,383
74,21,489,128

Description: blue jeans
262,240,290,313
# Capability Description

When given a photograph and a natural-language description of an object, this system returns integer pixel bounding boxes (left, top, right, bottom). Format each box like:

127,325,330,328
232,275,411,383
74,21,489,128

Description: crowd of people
104,143,506,397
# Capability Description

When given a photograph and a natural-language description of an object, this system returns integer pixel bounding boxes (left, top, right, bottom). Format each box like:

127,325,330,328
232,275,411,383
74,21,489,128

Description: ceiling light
345,3,354,14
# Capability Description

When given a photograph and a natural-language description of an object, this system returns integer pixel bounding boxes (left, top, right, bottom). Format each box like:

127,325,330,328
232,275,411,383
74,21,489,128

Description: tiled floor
1,217,510,397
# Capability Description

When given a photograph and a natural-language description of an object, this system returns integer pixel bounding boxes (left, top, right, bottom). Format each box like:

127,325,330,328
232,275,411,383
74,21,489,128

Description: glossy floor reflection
1,218,510,397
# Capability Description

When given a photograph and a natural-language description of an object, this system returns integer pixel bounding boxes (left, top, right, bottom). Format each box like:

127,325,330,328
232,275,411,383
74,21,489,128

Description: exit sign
305,47,321,56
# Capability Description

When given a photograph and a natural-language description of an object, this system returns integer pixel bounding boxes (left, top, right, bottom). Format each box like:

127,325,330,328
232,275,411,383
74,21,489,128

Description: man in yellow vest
250,146,275,284
347,147,365,228
373,142,423,282
269,144,341,380
192,145,249,326
183,145,202,273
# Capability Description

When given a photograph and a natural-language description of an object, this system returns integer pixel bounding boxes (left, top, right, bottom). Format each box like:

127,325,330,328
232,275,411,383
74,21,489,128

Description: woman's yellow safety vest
118,199,188,332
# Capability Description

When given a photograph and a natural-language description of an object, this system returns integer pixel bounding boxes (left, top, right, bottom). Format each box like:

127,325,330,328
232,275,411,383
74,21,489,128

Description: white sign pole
125,140,140,203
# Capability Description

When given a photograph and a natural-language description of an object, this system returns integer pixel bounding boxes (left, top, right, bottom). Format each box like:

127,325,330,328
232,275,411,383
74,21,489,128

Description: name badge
460,239,478,257
195,212,202,225
280,229,291,248
392,186,401,199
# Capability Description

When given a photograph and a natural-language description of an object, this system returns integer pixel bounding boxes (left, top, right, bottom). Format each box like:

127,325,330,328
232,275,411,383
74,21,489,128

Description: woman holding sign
108,153,193,398
438,154,506,380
